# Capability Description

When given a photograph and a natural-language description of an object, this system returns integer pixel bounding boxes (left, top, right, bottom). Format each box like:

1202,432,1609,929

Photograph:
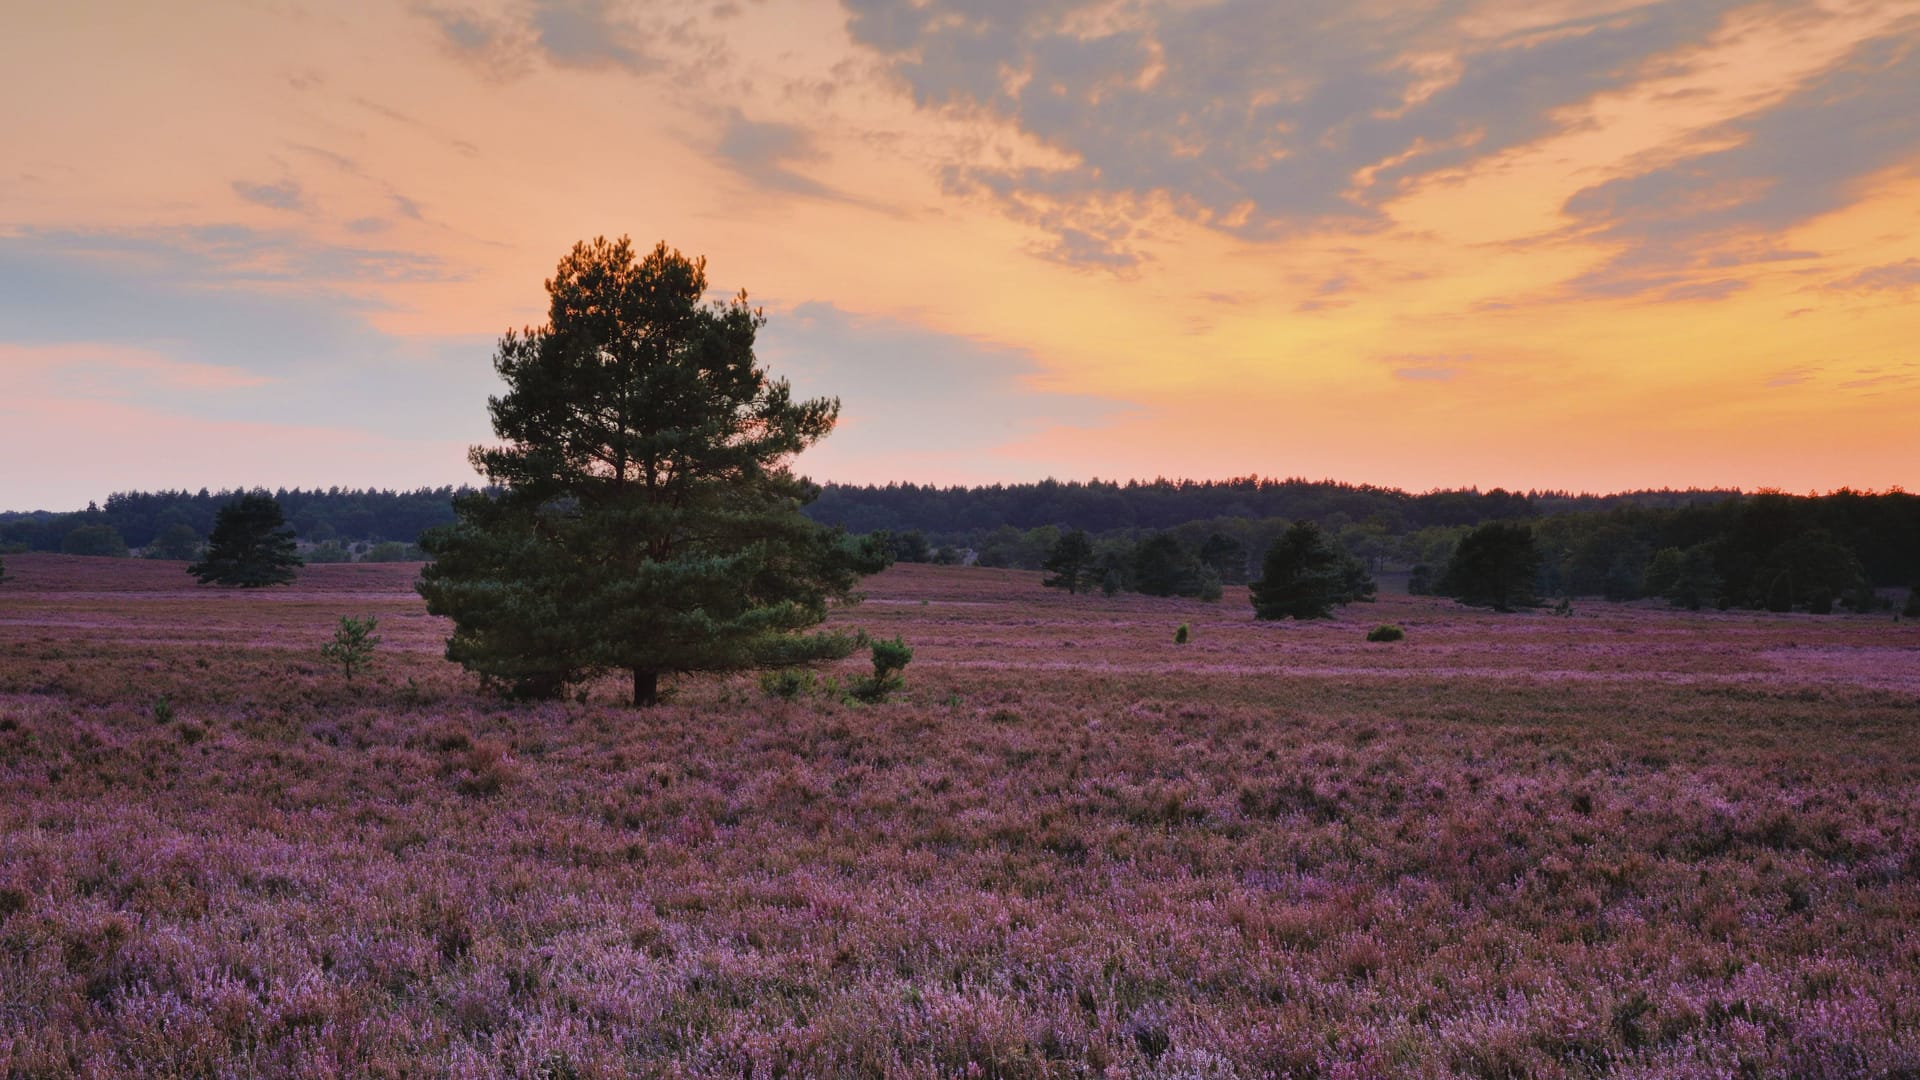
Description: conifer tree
1437,520,1541,611
1041,529,1096,593
1250,520,1372,619
417,238,889,705
188,493,301,587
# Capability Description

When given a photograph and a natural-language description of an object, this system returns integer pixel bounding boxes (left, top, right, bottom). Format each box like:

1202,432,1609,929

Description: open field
2,553,1918,1078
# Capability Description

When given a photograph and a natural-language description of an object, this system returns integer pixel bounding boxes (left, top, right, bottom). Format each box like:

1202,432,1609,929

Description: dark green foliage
1174,623,1190,645
1904,586,1920,619
758,669,817,700
1644,544,1722,610
417,238,889,706
890,529,932,563
1437,521,1541,612
1131,533,1208,598
848,636,912,703
60,524,128,558
363,541,418,562
188,494,301,587
320,616,381,680
145,523,200,561
1249,521,1374,620
304,541,353,564
0,555,7,584
1042,529,1097,594
1366,624,1405,642
151,694,173,724
1407,564,1434,595
1750,528,1866,613
1198,532,1248,583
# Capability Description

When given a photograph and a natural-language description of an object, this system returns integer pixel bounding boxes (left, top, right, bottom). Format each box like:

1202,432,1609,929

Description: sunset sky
4,1,1917,510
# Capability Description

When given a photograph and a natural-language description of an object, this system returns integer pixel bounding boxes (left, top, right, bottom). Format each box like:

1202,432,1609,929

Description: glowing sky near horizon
3,0,1917,510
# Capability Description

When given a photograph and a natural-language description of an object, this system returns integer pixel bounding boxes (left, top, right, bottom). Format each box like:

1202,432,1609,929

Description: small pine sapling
758,669,817,701
321,615,382,681
1174,623,1190,644
848,636,912,703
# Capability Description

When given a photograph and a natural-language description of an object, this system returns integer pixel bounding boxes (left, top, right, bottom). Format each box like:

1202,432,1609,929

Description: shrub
60,524,129,558
848,636,912,703
758,668,816,700
1906,586,1920,619
304,541,353,564
145,523,201,561
320,615,381,680
151,694,174,723
1365,624,1404,643
1174,623,1190,645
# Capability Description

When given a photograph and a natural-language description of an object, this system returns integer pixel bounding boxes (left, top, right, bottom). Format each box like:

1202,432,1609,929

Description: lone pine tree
1040,529,1097,594
1438,520,1542,611
188,493,302,587
418,238,888,705
1249,520,1374,620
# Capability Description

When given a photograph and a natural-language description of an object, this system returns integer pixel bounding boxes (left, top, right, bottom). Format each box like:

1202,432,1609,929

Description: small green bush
1365,624,1405,643
1174,623,1190,644
758,668,816,700
320,615,381,680
151,694,174,724
848,636,912,704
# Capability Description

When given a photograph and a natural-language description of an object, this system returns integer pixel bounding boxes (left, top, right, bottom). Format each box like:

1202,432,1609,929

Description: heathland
1,553,1917,1076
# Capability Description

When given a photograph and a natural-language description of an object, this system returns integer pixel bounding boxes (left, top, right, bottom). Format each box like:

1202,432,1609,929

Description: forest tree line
4,481,1915,610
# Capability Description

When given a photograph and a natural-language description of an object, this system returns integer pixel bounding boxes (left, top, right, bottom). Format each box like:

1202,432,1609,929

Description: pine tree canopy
1041,529,1096,593
1437,520,1542,611
417,238,889,705
188,493,302,587
1249,520,1374,620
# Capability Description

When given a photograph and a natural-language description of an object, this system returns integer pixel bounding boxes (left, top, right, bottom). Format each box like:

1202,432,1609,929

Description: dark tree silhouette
1131,533,1204,597
1249,521,1373,619
1437,521,1541,611
1041,529,1097,594
189,494,301,587
417,238,889,706
146,523,201,561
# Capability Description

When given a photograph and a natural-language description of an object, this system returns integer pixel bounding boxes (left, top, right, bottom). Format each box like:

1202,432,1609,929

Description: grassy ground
1,554,1917,1078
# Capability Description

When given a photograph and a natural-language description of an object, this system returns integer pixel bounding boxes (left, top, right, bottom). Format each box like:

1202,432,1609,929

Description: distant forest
3,479,1915,603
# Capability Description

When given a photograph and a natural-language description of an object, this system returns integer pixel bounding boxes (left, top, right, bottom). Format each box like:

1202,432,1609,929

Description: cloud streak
844,0,1771,265
1561,25,1920,299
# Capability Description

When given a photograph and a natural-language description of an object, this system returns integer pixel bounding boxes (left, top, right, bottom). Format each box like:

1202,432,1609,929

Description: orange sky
3,1,1917,509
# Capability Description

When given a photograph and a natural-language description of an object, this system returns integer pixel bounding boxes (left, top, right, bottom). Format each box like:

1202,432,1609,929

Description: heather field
3,554,1919,1079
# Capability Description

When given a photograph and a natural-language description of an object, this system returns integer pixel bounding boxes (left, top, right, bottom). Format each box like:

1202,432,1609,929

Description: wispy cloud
844,0,1769,266
715,109,835,199
1829,258,1920,295
232,179,307,212
1561,27,1920,299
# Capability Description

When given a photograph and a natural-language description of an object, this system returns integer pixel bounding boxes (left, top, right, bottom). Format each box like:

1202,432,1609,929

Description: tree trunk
632,668,659,707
